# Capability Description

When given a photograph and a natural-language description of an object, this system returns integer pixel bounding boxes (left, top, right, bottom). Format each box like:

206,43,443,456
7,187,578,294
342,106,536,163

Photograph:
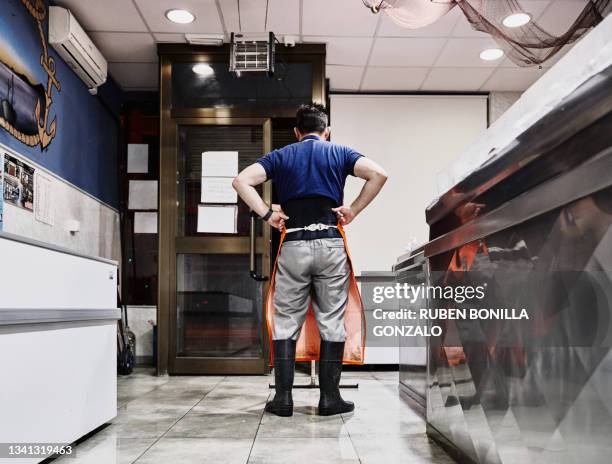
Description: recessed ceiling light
192,63,214,77
503,12,531,28
480,48,504,61
165,9,195,24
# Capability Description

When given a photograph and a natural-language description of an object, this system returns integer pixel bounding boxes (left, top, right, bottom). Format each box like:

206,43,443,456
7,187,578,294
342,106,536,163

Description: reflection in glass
177,254,263,357
172,62,313,110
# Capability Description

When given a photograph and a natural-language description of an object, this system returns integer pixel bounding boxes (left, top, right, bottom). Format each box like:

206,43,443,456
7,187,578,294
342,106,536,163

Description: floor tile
99,412,182,439
341,402,426,437
248,437,359,464
118,387,206,414
193,390,269,415
166,412,261,438
54,436,154,464
258,408,348,438
69,369,453,464
350,434,456,464
135,437,253,464
372,371,400,382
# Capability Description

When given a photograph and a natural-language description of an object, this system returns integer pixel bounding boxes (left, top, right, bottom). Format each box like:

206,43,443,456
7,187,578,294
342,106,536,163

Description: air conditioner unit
49,6,108,92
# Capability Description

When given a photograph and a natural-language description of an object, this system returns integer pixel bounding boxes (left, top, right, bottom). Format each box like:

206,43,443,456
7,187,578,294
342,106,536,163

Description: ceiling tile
221,0,300,36
134,0,223,34
435,38,503,67
451,15,490,38
303,0,379,36
303,37,372,66
109,62,159,90
536,0,589,35
236,0,267,32
481,67,548,91
266,0,300,35
53,0,148,32
377,8,460,37
361,67,429,91
153,33,186,43
517,1,552,20
496,41,574,69
421,67,494,91
369,38,447,66
540,43,574,68
219,0,240,32
326,65,364,91
451,1,551,37
89,32,157,62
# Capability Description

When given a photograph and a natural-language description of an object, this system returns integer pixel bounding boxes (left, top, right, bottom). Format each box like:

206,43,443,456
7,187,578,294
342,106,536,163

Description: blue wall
0,0,119,208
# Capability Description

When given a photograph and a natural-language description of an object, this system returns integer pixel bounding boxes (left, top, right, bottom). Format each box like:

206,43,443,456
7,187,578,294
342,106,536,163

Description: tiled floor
55,368,455,464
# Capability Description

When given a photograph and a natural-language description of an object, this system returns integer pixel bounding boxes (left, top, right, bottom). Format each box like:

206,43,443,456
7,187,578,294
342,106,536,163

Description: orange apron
265,223,366,365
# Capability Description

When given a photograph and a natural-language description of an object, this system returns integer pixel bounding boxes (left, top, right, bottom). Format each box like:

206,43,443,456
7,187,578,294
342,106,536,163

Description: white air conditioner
49,6,108,92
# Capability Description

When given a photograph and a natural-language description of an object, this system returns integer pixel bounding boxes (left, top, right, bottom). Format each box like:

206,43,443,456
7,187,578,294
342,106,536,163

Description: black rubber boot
318,340,355,416
265,339,296,417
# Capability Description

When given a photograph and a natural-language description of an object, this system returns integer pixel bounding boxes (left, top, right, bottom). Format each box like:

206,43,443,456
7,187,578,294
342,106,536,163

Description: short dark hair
296,103,328,134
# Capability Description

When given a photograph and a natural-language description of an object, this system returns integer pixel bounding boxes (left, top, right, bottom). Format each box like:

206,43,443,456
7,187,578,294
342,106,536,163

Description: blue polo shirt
256,135,363,205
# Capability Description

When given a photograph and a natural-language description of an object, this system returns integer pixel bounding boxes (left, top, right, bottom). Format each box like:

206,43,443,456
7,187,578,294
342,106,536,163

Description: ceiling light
165,9,195,24
192,63,214,77
502,12,531,28
480,48,504,61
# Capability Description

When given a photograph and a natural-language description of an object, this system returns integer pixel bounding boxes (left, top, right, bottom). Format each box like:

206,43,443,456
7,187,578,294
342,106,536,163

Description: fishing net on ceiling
363,0,612,66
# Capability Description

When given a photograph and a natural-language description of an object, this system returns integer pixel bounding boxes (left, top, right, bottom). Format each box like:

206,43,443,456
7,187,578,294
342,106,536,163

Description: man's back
257,134,362,207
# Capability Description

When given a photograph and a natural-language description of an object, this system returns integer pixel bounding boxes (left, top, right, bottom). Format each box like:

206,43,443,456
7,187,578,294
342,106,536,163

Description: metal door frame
158,44,326,375
160,116,272,375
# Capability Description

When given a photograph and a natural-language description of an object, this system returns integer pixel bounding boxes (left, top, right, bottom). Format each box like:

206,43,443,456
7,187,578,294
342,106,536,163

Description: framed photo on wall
3,153,34,211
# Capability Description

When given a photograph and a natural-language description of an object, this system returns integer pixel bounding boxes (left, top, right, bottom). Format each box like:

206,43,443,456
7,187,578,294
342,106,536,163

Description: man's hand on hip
268,211,289,231
332,206,356,226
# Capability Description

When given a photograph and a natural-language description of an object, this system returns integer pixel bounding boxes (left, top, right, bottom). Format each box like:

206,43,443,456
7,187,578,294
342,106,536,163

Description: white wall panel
1,143,120,263
330,94,487,274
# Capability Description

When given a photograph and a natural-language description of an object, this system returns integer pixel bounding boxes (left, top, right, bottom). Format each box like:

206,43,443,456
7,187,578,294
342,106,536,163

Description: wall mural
0,0,118,208
0,0,59,150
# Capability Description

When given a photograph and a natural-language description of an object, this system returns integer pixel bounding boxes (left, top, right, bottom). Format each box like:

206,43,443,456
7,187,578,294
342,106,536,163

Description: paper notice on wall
127,144,149,173
34,172,54,226
128,180,158,210
197,205,237,234
202,151,238,177
134,212,158,234
201,177,237,204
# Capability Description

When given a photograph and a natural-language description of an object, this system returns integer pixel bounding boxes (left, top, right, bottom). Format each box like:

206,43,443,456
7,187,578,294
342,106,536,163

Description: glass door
168,119,272,374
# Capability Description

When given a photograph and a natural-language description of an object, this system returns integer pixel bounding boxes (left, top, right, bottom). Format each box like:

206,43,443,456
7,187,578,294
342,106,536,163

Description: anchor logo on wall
0,0,60,150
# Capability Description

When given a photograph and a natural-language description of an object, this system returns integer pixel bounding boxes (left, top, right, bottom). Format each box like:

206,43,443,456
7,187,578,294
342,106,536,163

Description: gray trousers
272,238,350,342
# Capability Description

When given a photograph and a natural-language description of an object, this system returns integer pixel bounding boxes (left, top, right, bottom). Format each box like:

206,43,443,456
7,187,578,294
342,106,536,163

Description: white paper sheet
197,205,237,234
34,172,54,225
127,144,149,173
201,177,237,204
128,180,158,210
202,151,238,177
134,212,158,234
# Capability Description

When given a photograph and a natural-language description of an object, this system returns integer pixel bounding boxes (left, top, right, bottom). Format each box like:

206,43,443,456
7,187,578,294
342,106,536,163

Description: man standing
232,103,387,416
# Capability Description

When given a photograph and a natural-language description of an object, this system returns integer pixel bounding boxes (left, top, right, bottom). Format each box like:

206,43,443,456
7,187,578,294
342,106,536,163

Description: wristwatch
261,209,274,221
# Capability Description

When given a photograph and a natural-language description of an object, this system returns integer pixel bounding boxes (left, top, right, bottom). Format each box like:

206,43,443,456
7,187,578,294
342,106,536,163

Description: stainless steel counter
394,250,428,412
416,64,612,463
